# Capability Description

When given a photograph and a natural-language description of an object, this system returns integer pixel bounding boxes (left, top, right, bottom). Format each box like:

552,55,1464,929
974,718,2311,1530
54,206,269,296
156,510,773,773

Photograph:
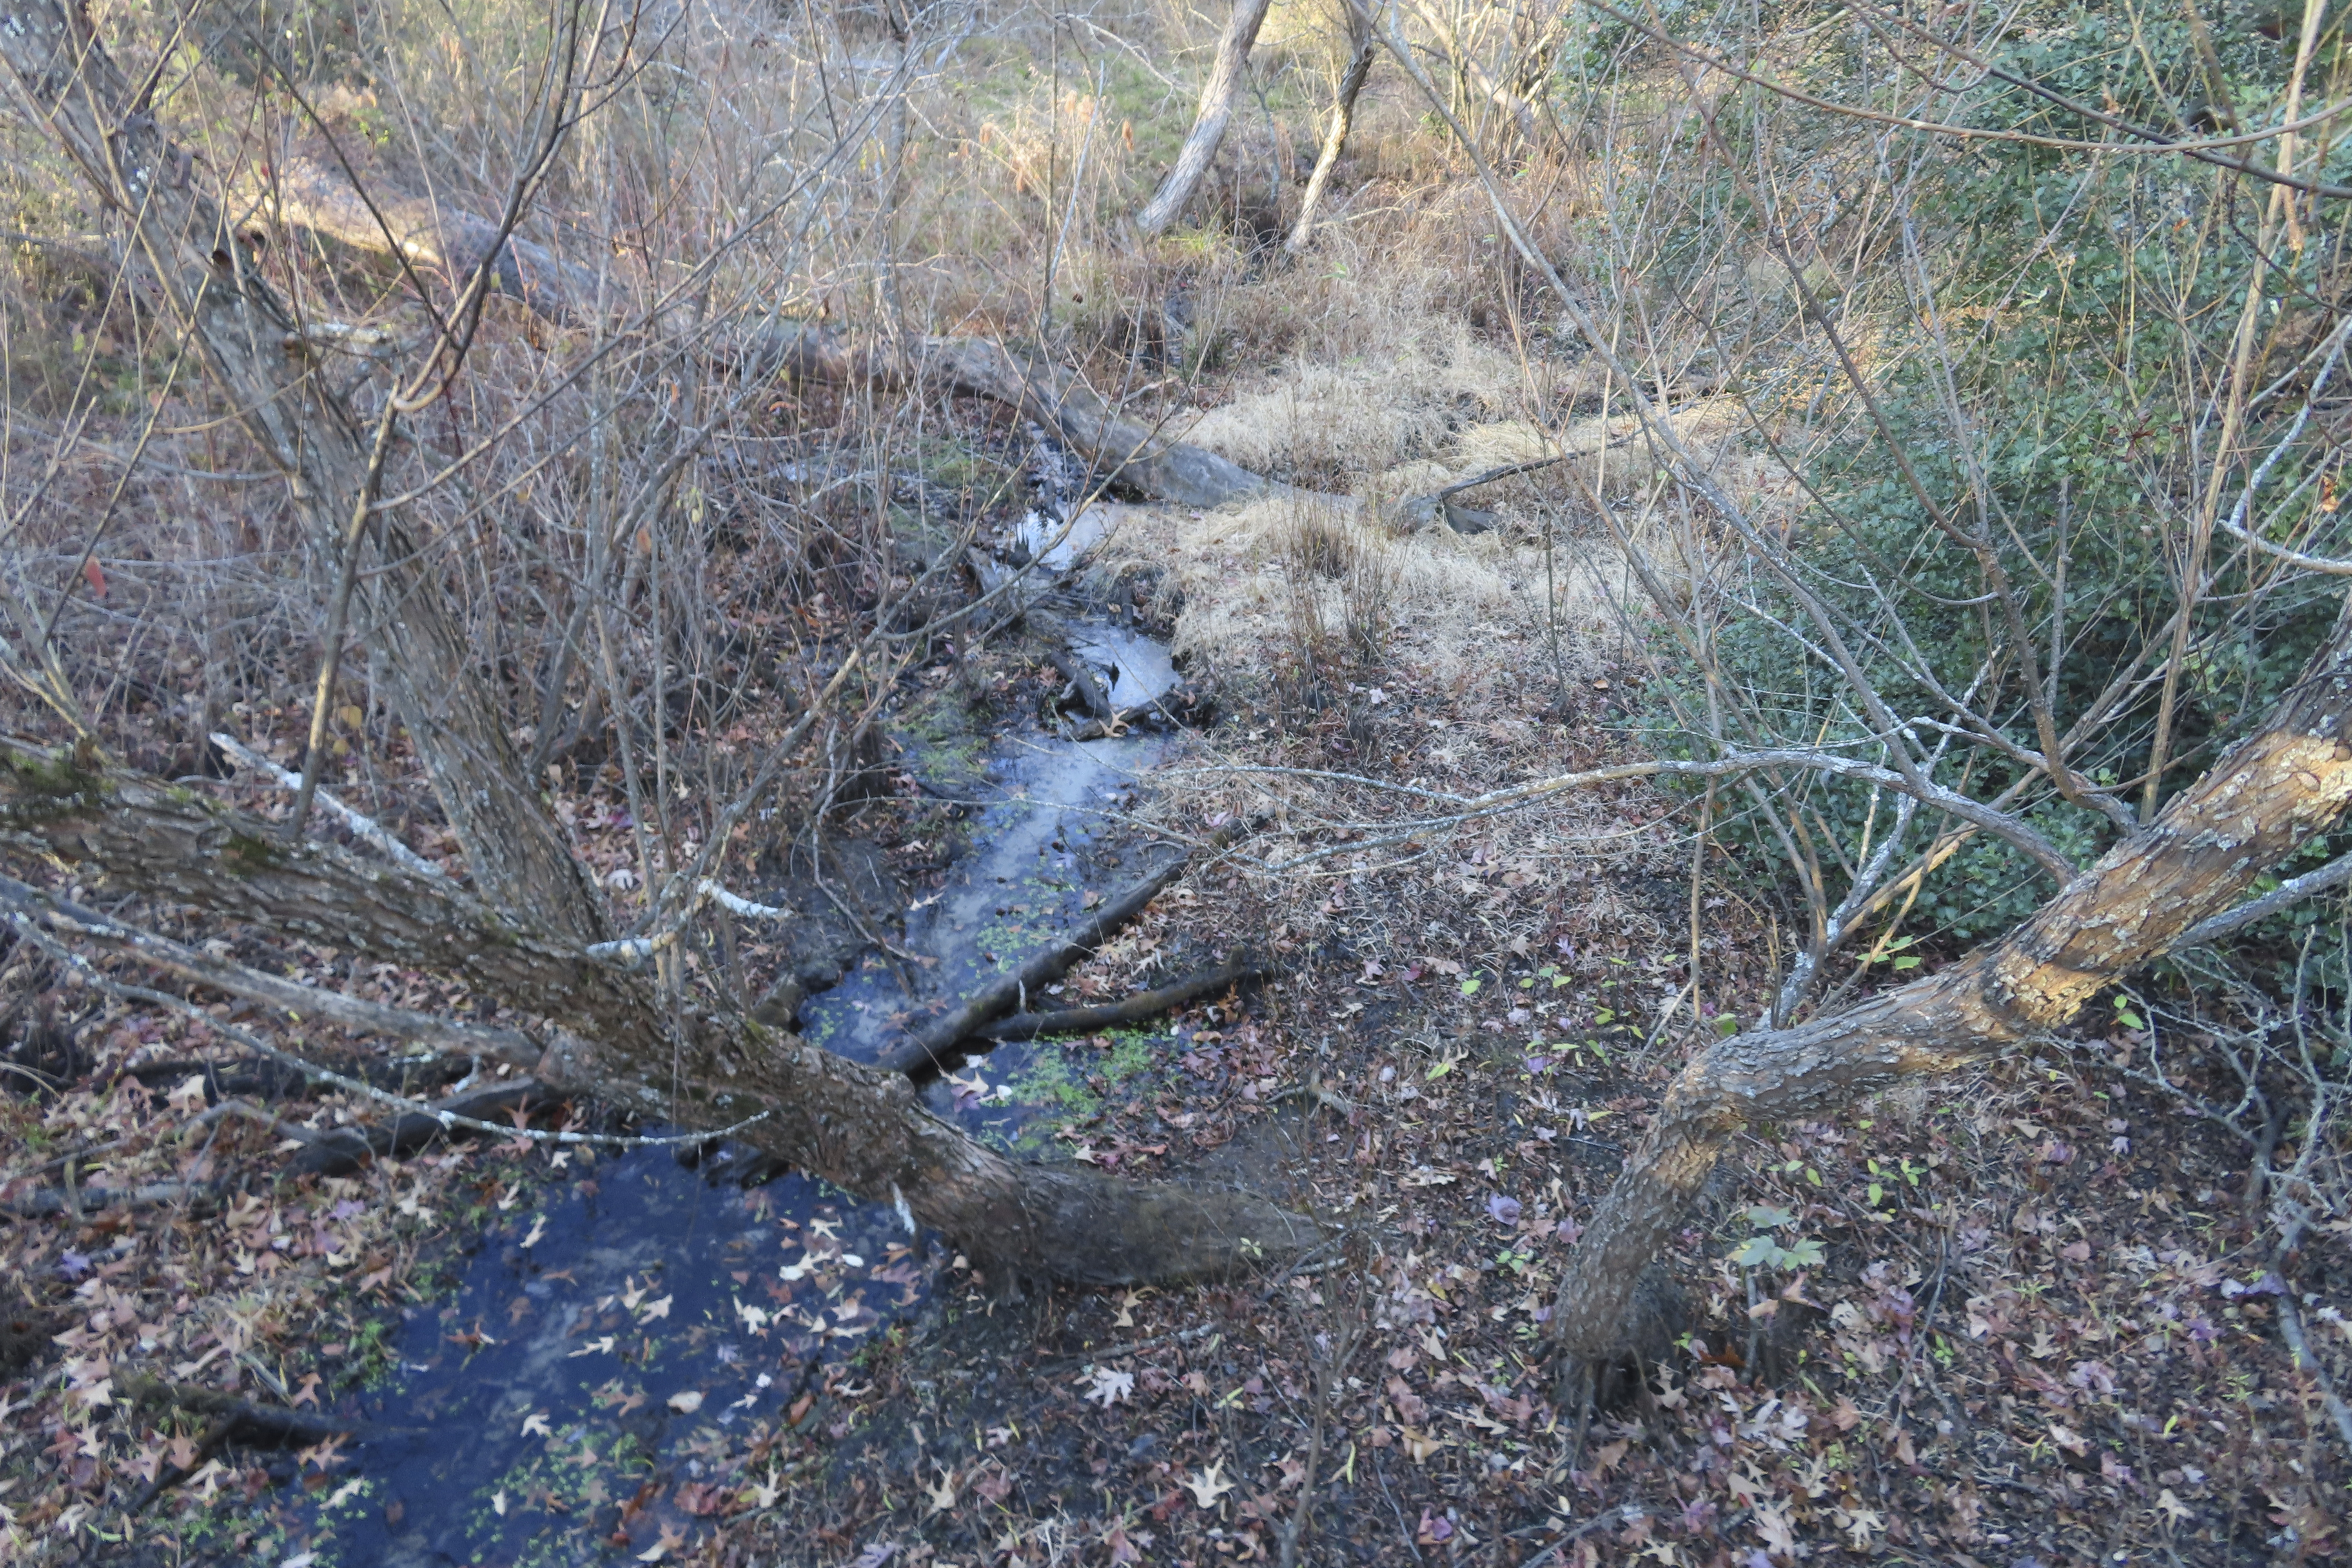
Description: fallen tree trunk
1548,601,2352,1359
265,152,1278,509
0,745,1325,1285
265,151,606,327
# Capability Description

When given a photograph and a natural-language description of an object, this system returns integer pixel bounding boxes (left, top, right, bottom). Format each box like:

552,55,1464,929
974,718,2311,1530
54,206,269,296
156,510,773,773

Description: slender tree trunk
1285,11,1376,254
1548,602,2352,1358
1135,0,1275,239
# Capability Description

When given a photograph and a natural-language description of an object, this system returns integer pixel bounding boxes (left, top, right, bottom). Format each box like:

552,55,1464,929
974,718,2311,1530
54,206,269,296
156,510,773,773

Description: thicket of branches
4,0,2352,1441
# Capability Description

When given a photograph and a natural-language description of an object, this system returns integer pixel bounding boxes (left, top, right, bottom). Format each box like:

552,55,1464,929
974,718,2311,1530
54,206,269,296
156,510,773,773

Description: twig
9,920,771,1151
1514,1506,1629,1568
209,732,445,882
882,851,1205,1081
1,1180,217,1218
2272,1287,2352,1456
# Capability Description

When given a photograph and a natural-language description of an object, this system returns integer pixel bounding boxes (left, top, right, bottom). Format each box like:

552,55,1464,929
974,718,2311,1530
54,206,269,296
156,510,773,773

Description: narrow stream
280,518,1194,1563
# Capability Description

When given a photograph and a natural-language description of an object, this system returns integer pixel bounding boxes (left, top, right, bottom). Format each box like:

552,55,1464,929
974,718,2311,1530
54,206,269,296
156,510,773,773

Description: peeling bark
1549,604,2352,1358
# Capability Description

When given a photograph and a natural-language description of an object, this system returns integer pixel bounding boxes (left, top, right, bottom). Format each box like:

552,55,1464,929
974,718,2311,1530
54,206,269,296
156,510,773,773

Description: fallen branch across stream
970,960,1268,1044
883,851,1198,1081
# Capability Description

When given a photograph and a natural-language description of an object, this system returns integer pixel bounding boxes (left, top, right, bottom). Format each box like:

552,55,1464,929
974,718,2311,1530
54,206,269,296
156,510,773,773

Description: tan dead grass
1094,493,1624,697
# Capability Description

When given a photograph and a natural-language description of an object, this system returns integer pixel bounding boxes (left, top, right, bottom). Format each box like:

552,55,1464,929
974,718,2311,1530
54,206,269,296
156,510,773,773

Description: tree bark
1285,11,1376,254
0,744,1326,1285
0,0,610,944
1548,602,2352,1358
1135,0,1276,239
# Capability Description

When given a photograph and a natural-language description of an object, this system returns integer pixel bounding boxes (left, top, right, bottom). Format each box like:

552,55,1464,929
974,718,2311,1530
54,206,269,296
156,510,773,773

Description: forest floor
2,464,2348,1568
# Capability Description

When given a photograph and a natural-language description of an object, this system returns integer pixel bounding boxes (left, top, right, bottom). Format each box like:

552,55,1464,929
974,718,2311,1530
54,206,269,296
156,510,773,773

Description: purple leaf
1485,1193,1523,1226
330,1198,366,1222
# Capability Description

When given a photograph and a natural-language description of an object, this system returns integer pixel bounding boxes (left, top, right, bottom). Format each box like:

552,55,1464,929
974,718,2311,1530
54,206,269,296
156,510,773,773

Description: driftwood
1047,647,1118,720
0,742,1325,1285
118,1052,470,1104
971,960,1267,1044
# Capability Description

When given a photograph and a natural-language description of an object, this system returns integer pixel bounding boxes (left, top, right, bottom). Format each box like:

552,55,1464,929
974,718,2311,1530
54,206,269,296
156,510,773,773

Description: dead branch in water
969,960,1268,1046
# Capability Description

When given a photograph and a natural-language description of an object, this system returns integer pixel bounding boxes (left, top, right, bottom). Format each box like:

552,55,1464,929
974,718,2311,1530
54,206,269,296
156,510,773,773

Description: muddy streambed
274,657,1203,1564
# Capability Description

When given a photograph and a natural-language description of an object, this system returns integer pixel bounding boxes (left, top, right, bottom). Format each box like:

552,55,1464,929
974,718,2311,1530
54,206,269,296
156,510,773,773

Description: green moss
223,831,283,874
0,747,106,818
995,1026,1163,1151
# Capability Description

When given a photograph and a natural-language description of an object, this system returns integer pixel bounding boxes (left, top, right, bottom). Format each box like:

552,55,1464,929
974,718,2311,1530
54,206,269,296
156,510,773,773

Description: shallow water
276,723,1183,1565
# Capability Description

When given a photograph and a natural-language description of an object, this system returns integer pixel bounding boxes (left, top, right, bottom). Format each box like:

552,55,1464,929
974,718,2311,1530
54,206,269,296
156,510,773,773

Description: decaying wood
118,1373,397,1443
1048,647,1119,720
1548,603,2352,1358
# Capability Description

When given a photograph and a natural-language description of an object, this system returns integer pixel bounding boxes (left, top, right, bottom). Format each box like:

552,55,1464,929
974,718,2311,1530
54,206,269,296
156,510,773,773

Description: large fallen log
265,153,1278,509
265,152,605,327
